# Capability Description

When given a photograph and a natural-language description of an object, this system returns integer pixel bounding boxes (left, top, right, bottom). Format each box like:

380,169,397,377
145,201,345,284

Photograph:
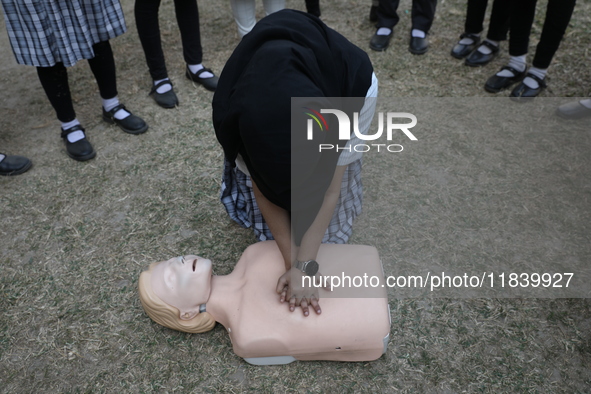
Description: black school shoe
185,66,219,92
370,30,392,51
484,66,526,93
0,154,32,175
451,32,481,59
409,36,429,55
556,100,591,119
465,40,499,67
102,104,149,135
510,73,546,102
149,80,179,109
61,125,96,162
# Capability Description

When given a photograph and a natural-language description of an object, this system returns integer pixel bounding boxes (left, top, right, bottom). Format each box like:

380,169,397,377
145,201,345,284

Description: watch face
305,260,319,276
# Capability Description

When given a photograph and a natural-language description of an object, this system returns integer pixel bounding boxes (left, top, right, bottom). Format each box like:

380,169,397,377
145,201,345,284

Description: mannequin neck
204,274,237,328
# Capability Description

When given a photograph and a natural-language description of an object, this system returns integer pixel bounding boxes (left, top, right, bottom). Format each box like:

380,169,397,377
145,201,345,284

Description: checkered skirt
1,0,126,67
220,158,363,244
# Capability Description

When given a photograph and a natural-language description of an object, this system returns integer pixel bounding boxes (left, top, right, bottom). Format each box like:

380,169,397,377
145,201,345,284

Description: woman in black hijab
213,9,377,316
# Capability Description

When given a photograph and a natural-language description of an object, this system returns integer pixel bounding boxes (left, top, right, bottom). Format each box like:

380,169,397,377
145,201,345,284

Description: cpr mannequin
139,241,390,365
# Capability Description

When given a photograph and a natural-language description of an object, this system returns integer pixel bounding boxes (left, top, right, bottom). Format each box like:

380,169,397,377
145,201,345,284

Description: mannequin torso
141,241,390,365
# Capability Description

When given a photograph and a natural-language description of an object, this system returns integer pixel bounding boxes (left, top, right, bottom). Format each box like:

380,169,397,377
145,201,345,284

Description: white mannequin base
242,332,391,365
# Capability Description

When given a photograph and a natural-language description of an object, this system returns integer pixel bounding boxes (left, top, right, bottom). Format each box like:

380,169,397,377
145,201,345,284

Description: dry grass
1,0,590,392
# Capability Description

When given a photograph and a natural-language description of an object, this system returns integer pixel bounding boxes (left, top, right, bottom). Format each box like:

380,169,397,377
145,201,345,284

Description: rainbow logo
303,107,329,131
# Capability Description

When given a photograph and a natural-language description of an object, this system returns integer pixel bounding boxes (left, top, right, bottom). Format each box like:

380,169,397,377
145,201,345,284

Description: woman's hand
276,268,321,316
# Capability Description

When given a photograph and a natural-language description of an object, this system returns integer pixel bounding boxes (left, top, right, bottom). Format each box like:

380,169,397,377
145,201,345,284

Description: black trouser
508,0,576,69
376,0,437,33
305,0,320,16
135,0,203,81
464,0,510,41
36,41,117,123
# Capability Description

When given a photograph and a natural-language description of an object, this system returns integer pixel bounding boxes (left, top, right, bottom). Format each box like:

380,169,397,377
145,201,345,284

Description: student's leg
36,64,95,161
135,0,168,81
36,63,76,123
230,0,257,37
512,0,576,96
89,41,149,134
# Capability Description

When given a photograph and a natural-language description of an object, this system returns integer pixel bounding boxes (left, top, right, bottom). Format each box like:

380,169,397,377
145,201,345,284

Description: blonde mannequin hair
138,262,216,334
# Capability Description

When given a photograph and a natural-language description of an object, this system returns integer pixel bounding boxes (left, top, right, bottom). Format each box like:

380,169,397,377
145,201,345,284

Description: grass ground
1,0,590,392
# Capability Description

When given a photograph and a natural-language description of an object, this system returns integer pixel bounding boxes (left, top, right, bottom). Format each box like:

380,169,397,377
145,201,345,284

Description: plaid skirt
220,158,363,244
1,0,126,67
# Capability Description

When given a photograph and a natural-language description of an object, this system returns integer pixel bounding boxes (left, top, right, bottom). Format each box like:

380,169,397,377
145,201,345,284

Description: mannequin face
151,255,213,320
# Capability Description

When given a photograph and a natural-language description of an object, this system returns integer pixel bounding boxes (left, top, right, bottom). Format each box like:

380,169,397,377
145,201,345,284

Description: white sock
411,29,426,38
61,119,80,131
0,154,6,163
376,27,392,36
580,99,591,109
497,55,526,77
507,55,527,73
66,129,85,143
61,119,85,142
154,78,172,94
523,67,547,89
459,33,479,45
477,39,499,55
188,63,213,79
103,97,130,120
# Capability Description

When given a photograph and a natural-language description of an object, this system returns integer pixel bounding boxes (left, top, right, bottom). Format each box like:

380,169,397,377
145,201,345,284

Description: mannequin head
138,256,216,334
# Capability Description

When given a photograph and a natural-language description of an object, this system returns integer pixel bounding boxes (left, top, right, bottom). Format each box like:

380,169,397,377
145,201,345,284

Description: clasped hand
276,268,327,316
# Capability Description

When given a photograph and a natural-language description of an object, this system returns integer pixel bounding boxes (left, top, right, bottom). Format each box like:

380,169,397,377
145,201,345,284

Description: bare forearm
267,165,347,316
296,165,347,262
251,180,295,270
252,165,346,271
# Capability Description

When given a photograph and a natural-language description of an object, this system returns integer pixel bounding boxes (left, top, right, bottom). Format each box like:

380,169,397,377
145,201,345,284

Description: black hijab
213,9,373,243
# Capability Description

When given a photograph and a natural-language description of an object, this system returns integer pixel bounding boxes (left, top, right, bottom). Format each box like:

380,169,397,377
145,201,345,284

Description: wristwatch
294,259,319,276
